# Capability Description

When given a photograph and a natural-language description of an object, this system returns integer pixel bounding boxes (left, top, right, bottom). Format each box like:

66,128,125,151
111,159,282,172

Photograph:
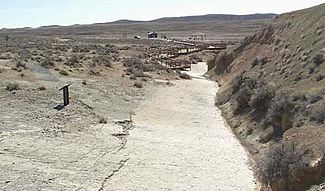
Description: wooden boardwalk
148,39,227,70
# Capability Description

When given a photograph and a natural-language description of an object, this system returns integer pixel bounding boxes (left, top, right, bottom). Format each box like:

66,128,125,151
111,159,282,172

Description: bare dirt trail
106,63,256,190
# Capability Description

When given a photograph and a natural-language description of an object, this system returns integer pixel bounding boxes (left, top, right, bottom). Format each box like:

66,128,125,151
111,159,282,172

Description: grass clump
6,83,20,91
123,57,143,68
134,81,143,88
99,117,108,124
251,56,268,68
93,56,112,67
265,92,295,138
308,93,322,104
41,57,55,68
313,53,324,66
65,55,81,67
38,86,46,91
189,54,203,64
310,103,325,124
235,87,252,112
15,60,27,69
207,52,234,75
250,85,275,111
256,143,307,191
179,73,192,80
59,70,69,76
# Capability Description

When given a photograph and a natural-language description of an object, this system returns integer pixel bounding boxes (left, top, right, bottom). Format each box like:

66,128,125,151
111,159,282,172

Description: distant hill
110,19,143,24
0,13,275,40
1,13,276,30
152,13,276,22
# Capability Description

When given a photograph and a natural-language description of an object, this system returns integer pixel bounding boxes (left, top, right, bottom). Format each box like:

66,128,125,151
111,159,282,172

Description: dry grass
179,73,192,80
59,70,69,76
134,81,143,88
5,83,20,91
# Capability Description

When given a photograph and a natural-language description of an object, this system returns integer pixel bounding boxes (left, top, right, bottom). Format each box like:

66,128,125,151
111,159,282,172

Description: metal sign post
59,84,71,106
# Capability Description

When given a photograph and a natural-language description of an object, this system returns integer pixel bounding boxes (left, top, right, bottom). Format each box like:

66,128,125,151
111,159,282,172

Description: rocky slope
207,3,325,191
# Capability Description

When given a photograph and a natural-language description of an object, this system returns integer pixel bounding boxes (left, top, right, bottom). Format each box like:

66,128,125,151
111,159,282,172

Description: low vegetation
5,83,20,91
134,81,143,88
310,103,325,124
210,4,325,190
99,117,108,124
65,55,81,67
59,70,69,76
207,52,234,75
41,57,55,68
92,55,112,67
179,73,192,80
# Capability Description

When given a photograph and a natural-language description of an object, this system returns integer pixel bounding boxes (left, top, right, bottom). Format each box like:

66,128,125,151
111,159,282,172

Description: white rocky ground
0,63,255,190
105,63,256,191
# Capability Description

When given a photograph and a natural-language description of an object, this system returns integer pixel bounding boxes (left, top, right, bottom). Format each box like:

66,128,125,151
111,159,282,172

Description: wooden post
59,84,71,106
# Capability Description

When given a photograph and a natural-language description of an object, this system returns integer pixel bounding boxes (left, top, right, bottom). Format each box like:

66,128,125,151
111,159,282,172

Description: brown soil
207,3,325,191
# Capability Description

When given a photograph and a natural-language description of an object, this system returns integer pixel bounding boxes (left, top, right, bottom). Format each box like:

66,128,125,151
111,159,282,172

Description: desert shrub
308,66,316,74
313,53,324,66
308,93,323,104
292,93,307,102
250,85,276,111
256,143,307,190
41,57,55,68
266,92,295,138
103,44,118,54
207,57,216,71
189,54,203,62
281,49,292,59
301,55,309,61
232,74,245,94
123,57,143,68
133,70,148,78
251,58,259,68
215,91,230,106
179,73,191,80
134,81,143,88
310,103,325,124
232,75,270,114
15,60,27,69
92,56,112,67
5,83,20,91
251,56,268,68
99,117,108,124
141,64,153,72
65,55,81,67
82,80,87,85
191,59,198,65
149,61,165,70
232,74,258,95
38,86,46,91
210,52,234,75
0,53,11,60
316,74,324,82
260,57,268,65
59,70,69,76
89,69,100,76
72,45,90,53
235,87,253,112
293,75,302,82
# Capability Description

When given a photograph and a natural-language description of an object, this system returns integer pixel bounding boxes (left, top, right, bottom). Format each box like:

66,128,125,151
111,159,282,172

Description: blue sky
0,0,324,28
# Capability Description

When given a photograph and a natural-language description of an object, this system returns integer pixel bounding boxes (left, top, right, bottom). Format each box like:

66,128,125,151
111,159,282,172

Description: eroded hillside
208,3,325,191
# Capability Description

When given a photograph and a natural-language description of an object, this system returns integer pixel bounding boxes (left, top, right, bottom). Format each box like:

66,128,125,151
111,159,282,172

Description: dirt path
105,63,256,190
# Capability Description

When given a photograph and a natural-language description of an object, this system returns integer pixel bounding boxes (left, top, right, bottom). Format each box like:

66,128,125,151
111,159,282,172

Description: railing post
59,84,71,106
